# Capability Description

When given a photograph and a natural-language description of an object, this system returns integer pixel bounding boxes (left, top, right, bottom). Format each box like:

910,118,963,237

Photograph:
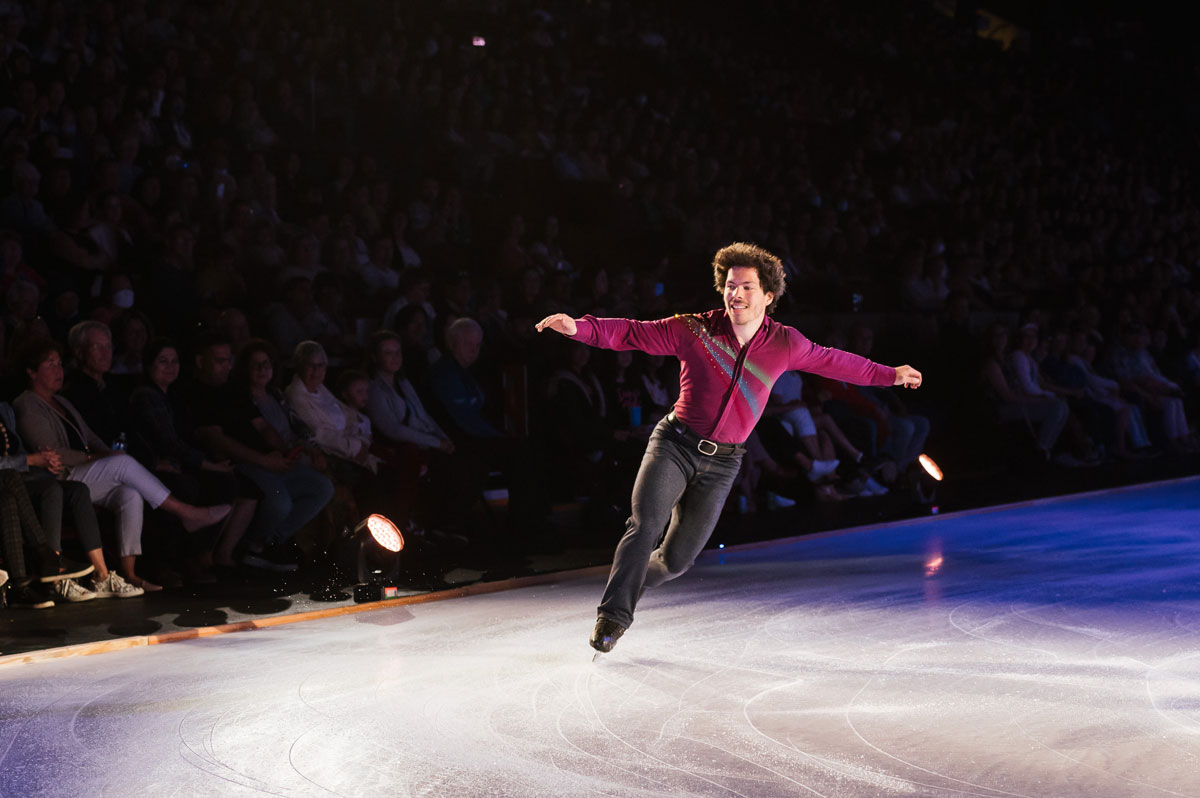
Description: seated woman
284,340,381,480
980,322,1069,461
127,338,256,579
0,401,138,599
14,338,231,591
365,330,481,535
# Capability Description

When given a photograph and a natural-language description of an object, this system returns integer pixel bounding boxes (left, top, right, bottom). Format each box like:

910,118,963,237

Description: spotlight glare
364,514,404,552
918,454,944,482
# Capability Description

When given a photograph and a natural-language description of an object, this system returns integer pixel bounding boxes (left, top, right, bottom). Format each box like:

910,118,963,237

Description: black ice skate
590,617,626,655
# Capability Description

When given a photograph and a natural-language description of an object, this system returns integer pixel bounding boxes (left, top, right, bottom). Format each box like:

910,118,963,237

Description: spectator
108,309,152,377
0,230,45,298
357,232,400,294
980,323,1069,461
285,340,381,477
1,400,124,600
0,161,51,240
14,338,231,591
387,209,422,269
1107,323,1195,453
215,308,251,354
365,330,482,535
428,318,549,545
127,338,254,581
61,320,126,447
334,368,423,532
0,403,106,606
264,276,317,363
393,302,438,390
199,335,333,571
365,330,454,455
1065,329,1152,458
0,469,88,608
1183,329,1200,420
145,223,199,338
382,268,436,337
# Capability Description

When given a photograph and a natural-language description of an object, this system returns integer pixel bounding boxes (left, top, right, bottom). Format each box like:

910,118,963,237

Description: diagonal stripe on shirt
679,315,762,417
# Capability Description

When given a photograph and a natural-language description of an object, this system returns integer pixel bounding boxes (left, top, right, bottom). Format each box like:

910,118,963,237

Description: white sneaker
54,578,97,602
91,572,145,599
807,459,840,481
767,492,797,509
863,476,889,496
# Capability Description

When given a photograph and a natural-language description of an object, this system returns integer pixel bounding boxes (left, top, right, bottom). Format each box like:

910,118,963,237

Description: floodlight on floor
351,514,405,602
312,514,407,603
911,453,944,508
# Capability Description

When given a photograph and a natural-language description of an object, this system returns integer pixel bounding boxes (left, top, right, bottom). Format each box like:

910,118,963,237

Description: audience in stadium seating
0,0,1197,609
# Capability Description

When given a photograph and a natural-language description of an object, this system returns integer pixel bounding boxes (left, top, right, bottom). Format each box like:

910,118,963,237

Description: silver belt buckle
697,439,719,456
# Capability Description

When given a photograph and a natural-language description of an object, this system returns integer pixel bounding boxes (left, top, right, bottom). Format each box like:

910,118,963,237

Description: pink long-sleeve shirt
572,310,897,443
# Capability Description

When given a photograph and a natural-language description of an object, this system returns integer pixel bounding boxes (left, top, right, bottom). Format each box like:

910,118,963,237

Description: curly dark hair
711,242,787,314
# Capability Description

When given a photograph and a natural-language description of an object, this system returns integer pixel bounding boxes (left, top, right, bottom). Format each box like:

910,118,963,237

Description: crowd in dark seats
1,0,1199,607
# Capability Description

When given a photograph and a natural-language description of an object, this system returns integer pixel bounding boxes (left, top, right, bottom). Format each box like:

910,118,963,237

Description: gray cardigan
13,390,108,467
366,374,449,450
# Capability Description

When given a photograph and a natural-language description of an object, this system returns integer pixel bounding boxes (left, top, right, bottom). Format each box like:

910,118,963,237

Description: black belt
665,412,745,457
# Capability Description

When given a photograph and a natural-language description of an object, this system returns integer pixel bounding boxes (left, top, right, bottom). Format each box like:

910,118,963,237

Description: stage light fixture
312,514,407,603
911,453,944,507
353,514,405,601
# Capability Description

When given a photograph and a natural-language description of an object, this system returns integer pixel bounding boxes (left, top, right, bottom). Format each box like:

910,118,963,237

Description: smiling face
722,266,774,329
246,349,274,391
148,346,180,390
299,353,327,392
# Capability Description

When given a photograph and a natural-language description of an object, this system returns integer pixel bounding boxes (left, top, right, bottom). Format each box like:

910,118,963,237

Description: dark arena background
0,1,1198,795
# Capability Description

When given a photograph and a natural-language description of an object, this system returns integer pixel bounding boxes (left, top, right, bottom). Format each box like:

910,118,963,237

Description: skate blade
592,651,603,663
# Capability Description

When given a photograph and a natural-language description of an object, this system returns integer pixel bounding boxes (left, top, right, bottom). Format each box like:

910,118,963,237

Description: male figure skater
536,243,922,652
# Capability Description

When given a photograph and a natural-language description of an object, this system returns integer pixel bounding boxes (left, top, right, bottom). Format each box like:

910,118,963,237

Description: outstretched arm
536,313,680,356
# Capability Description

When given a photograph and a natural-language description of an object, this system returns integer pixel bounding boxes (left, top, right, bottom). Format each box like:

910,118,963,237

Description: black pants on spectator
22,471,103,555
1,470,43,578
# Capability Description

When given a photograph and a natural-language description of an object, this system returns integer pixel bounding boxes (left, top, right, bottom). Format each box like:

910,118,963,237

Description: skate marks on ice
0,478,1197,796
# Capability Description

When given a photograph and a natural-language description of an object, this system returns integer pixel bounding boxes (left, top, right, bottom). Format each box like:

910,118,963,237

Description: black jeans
23,471,102,554
597,416,744,629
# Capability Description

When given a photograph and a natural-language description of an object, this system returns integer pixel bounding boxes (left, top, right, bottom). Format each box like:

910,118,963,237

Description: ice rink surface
1,478,1198,797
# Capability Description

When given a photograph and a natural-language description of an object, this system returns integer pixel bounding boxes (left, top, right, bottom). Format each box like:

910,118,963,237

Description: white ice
1,478,1199,797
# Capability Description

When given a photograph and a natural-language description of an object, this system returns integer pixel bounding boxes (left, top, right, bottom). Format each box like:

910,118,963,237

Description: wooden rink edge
2,473,1196,669
0,564,610,669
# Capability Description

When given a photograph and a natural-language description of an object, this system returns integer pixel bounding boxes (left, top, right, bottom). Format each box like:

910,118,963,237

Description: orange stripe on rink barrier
0,564,612,669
